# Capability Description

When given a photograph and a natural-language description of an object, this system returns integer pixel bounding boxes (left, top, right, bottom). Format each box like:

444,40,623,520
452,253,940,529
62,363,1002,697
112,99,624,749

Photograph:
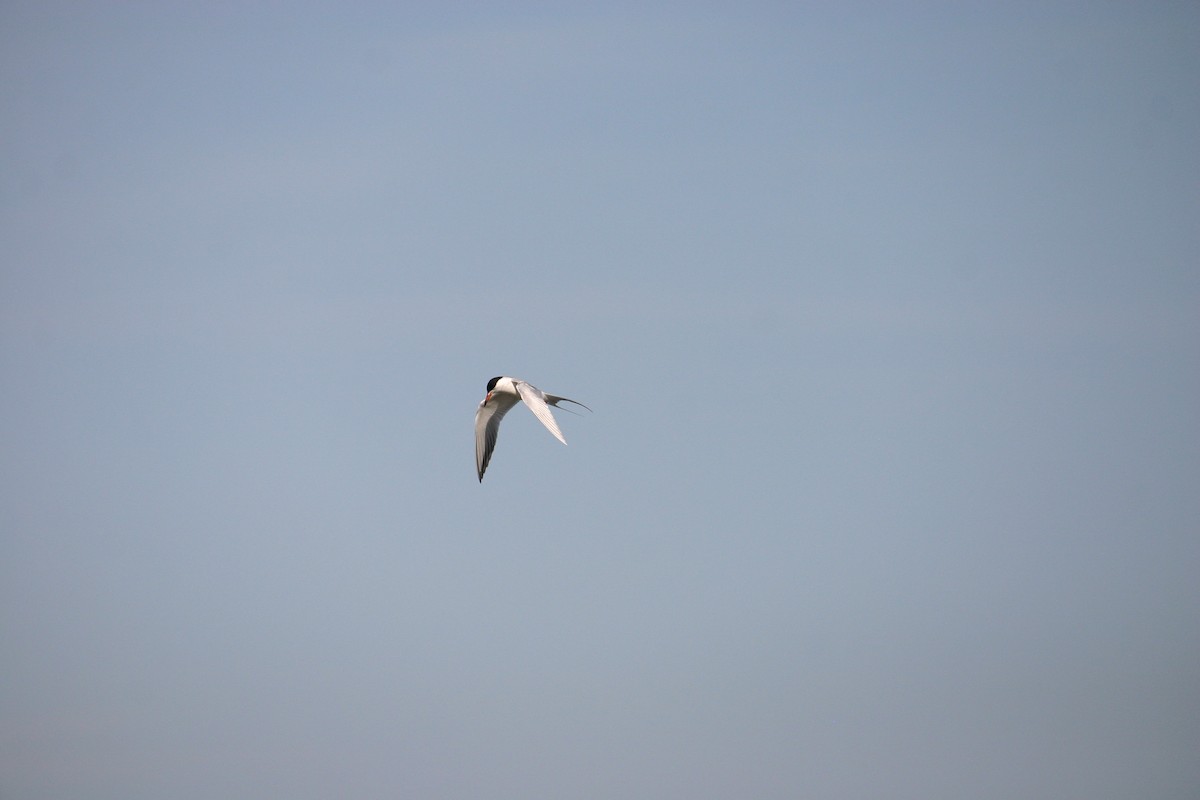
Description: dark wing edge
475,401,511,481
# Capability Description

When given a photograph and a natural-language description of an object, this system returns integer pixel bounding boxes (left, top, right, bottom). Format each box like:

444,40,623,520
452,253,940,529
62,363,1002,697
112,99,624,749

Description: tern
475,376,590,481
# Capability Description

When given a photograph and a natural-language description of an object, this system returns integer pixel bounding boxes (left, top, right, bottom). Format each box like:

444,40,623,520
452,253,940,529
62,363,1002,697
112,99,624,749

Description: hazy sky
2,3,1198,799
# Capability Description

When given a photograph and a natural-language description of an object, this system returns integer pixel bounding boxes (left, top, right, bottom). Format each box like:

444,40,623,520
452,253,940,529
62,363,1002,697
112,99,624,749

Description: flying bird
475,376,590,481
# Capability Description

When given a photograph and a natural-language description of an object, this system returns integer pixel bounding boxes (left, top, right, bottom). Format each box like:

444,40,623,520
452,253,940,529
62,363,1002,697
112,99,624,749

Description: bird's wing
475,393,519,481
515,381,567,445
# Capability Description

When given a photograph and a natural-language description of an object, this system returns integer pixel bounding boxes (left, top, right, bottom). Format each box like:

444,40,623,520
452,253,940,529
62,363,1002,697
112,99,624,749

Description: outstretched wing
475,393,518,481
515,381,567,445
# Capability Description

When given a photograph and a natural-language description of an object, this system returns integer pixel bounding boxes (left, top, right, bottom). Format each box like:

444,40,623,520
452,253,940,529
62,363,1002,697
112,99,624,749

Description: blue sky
2,3,1198,798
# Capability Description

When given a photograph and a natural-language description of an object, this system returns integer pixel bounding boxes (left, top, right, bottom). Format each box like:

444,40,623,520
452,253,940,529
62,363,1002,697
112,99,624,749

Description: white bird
475,376,590,481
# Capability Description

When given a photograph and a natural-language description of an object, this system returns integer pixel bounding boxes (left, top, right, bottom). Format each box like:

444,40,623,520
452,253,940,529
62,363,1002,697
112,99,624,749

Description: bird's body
474,376,589,481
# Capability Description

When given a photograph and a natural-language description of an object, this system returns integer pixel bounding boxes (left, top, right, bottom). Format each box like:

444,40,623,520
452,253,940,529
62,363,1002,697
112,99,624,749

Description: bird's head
483,376,505,404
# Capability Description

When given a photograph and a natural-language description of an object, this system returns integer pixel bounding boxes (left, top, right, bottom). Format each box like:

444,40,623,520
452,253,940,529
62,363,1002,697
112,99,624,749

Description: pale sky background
2,3,1198,799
